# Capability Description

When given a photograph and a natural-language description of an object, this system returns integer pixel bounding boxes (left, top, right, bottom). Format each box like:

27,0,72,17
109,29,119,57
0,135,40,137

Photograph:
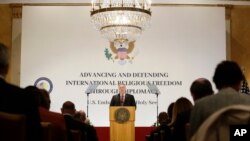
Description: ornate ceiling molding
11,4,22,19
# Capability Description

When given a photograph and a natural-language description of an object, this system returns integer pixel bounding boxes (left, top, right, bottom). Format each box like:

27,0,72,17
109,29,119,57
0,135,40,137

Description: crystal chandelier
90,0,151,48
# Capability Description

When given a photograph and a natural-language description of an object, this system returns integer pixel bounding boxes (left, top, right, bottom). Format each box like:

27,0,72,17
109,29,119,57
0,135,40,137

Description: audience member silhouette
190,78,214,102
171,78,214,141
170,97,193,141
0,43,42,141
167,102,175,124
149,112,172,141
75,110,91,125
189,60,250,137
25,86,67,141
61,101,98,141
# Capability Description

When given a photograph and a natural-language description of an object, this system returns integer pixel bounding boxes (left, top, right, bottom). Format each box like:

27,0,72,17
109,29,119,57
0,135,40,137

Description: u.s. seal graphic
34,77,53,94
104,40,139,65
115,108,130,124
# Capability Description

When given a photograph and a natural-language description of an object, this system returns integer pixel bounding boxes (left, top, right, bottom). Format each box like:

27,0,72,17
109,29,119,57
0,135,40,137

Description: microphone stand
87,92,90,118
156,92,159,127
146,83,160,127
85,83,98,118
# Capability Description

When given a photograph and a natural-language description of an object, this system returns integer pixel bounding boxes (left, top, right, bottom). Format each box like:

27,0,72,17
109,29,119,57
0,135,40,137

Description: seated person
170,97,193,141
74,110,91,125
61,101,98,141
25,86,67,141
0,43,42,141
149,112,172,141
172,78,214,141
167,102,175,124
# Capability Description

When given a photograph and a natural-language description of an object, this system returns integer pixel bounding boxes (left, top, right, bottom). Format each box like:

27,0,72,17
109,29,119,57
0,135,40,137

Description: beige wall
0,5,12,82
1,4,250,85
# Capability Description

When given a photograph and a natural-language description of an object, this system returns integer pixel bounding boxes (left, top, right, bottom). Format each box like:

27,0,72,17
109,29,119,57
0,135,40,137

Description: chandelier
90,0,151,48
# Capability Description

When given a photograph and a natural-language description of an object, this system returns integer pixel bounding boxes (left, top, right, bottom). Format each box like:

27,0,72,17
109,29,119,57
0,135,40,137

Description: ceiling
0,0,250,5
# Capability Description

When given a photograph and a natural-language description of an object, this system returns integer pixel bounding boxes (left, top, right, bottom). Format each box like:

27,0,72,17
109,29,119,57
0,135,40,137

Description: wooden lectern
110,106,135,141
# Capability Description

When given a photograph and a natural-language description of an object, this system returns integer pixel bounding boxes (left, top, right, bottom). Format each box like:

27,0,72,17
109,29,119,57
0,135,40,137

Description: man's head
0,43,10,77
39,89,51,110
190,78,214,101
213,61,244,91
118,83,126,95
61,101,76,116
25,86,51,110
75,110,87,123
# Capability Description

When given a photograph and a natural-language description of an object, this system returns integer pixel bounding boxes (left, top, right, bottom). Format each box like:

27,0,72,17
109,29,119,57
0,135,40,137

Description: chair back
0,112,26,141
145,134,150,141
41,122,53,141
191,105,250,141
153,132,159,141
185,123,191,141
159,130,165,141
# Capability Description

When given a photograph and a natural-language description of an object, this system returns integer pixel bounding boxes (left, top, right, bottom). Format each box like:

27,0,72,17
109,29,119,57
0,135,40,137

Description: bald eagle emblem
104,41,137,65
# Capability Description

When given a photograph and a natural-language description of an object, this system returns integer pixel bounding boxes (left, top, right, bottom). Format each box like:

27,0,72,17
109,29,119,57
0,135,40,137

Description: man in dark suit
110,84,136,107
0,43,42,141
61,101,98,141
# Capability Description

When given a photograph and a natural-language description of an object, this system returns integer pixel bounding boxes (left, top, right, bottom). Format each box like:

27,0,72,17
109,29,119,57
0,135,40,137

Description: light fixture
90,0,151,48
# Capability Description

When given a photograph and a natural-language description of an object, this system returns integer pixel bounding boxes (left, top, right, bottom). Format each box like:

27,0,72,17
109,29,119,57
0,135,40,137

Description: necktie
120,95,124,106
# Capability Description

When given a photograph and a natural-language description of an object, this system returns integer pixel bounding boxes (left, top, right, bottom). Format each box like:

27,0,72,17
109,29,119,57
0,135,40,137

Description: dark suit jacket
64,115,98,141
110,93,136,107
0,78,42,141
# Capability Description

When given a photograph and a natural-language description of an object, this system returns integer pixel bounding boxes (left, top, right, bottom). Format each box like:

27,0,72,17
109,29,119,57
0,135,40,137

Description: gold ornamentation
115,107,130,123
90,0,151,49
11,4,22,19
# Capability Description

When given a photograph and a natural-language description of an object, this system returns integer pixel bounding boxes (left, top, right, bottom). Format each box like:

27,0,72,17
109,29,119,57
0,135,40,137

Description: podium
110,106,135,141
